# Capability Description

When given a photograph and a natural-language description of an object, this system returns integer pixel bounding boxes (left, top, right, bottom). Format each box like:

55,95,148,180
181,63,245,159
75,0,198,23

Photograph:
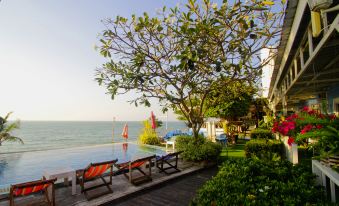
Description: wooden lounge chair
156,151,182,175
114,155,155,185
10,178,57,206
77,159,117,200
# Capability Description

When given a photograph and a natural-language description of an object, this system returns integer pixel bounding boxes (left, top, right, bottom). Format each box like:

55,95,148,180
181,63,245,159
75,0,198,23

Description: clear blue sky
0,0,193,121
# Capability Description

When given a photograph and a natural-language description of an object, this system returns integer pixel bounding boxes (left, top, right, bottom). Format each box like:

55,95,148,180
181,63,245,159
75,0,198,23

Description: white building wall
261,48,275,98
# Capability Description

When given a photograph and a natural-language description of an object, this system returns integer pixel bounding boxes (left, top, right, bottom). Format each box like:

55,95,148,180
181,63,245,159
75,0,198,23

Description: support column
282,96,288,116
211,121,216,142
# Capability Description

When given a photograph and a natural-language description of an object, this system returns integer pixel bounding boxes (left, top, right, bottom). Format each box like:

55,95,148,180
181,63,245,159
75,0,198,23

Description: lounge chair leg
52,184,55,206
9,194,14,206
44,188,51,205
100,176,113,193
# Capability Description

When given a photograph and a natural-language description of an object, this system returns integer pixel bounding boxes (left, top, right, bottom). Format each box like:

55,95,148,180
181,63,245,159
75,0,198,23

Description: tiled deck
0,160,205,206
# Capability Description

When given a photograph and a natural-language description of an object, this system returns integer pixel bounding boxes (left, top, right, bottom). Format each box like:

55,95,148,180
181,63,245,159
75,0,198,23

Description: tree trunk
190,121,203,141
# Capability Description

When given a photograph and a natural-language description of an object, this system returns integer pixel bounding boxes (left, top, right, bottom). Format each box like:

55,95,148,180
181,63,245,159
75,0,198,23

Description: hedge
244,139,284,158
191,158,328,205
175,135,222,162
250,128,274,139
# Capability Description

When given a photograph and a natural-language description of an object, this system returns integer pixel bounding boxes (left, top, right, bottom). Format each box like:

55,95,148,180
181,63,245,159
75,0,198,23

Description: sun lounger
156,151,182,175
114,155,155,185
10,178,57,206
77,159,117,200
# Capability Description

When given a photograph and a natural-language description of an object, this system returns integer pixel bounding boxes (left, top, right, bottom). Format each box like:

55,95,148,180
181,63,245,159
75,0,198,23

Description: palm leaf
3,112,13,122
1,135,24,144
3,121,20,133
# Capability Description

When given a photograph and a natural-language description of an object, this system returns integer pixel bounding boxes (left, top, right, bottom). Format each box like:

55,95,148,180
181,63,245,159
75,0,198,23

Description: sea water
0,121,187,154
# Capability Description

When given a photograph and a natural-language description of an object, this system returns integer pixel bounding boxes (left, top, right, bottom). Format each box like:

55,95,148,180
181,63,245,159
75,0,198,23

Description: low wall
276,134,298,164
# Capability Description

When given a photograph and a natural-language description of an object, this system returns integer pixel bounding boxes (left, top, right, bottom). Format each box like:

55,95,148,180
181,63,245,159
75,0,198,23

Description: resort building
268,0,339,115
261,47,275,98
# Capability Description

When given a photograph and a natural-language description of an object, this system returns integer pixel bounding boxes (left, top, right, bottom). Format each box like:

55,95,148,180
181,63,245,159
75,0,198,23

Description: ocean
0,121,187,154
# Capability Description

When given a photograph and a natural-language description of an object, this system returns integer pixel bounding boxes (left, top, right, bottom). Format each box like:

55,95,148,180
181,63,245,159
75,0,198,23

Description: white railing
312,160,339,202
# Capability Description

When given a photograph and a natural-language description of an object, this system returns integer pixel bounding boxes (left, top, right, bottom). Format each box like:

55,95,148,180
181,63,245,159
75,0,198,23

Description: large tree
96,0,284,138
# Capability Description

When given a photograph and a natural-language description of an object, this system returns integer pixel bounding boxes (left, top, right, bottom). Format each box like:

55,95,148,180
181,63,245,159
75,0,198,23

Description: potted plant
272,106,339,169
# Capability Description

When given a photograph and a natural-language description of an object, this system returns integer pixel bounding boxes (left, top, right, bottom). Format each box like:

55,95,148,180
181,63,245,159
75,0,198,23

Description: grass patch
219,139,246,160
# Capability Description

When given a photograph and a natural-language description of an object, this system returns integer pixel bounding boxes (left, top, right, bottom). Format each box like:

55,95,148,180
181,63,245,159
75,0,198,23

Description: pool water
0,143,166,188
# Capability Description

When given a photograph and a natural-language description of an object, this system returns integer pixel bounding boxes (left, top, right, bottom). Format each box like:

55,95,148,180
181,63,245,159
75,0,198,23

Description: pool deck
0,160,208,206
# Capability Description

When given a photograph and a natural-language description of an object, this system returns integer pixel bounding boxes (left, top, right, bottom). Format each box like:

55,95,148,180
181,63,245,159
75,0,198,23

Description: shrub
176,135,222,162
192,158,328,205
245,139,284,158
250,128,274,139
138,120,160,145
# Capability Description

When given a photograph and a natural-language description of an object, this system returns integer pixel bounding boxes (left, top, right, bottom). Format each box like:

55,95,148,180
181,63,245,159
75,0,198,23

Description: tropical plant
298,126,339,159
0,112,23,146
138,120,160,145
95,0,285,139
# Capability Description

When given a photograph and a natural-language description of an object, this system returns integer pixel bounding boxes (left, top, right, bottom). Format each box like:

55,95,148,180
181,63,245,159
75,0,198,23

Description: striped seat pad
84,164,111,179
13,183,51,196
118,160,147,170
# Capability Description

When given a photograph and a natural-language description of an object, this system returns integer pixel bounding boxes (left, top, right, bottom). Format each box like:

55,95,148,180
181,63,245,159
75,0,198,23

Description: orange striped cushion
84,164,111,179
13,184,50,196
130,161,146,169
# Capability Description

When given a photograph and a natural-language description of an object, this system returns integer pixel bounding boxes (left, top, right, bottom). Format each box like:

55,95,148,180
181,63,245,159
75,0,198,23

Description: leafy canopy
96,0,284,137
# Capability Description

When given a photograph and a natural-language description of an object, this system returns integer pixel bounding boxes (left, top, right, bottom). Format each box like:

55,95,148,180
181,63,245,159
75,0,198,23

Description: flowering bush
272,106,338,146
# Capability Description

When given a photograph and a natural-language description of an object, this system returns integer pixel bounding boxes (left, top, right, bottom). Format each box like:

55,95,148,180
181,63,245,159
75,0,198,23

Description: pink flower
288,137,295,146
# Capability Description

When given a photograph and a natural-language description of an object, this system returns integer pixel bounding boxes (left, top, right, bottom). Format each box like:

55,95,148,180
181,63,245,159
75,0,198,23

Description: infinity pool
0,143,166,188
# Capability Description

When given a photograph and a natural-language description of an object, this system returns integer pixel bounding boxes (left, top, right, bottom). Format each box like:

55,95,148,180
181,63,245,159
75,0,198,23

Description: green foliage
250,128,273,140
205,81,254,120
258,115,274,129
244,139,284,158
0,112,23,146
175,135,222,162
138,120,160,145
96,0,285,138
297,126,339,159
192,158,328,205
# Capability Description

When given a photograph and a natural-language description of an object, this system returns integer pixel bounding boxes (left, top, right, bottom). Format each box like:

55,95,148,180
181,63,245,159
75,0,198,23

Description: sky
0,0,192,121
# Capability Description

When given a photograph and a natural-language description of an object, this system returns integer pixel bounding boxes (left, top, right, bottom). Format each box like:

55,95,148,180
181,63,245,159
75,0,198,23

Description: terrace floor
105,165,218,206
0,160,207,206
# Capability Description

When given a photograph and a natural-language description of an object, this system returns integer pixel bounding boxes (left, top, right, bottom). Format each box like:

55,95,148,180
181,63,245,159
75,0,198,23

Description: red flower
272,122,279,133
302,106,309,112
308,110,316,115
318,113,325,119
286,114,298,121
288,137,295,146
300,124,313,134
316,125,323,129
329,114,336,120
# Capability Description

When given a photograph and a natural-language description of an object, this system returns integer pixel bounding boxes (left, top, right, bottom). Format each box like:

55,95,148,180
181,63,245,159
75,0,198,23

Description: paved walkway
103,167,218,206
